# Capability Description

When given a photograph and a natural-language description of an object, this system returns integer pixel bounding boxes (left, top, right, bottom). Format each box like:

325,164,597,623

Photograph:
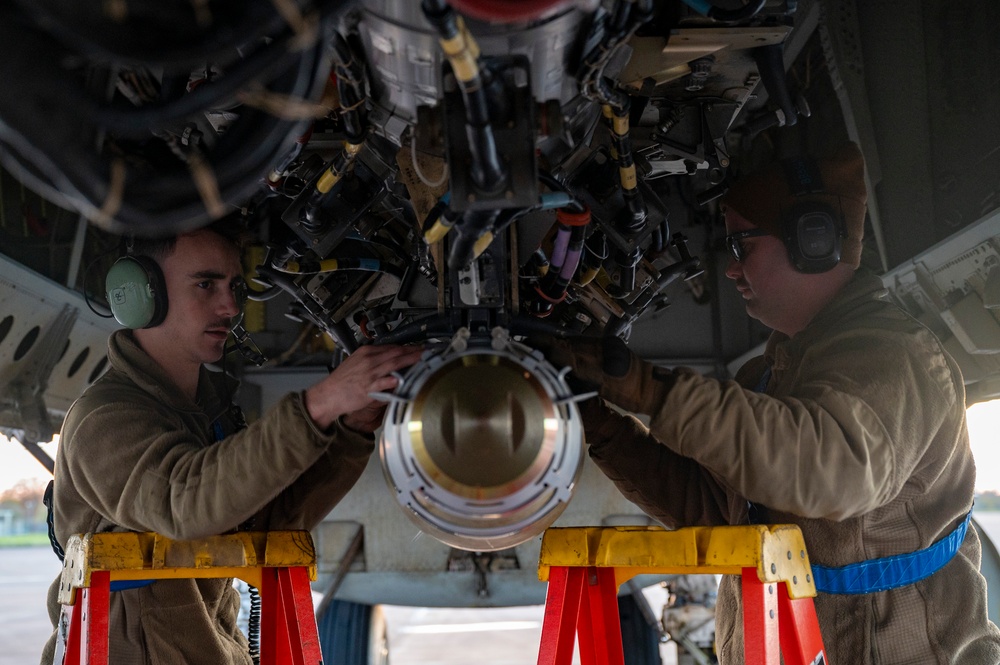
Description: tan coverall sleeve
252,416,374,531
645,332,959,521
582,398,731,527
59,391,372,542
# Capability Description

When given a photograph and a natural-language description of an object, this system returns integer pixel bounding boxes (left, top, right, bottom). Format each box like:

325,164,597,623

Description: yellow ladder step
56,530,321,665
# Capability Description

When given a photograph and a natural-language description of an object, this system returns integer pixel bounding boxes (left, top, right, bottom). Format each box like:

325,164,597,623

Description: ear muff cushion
782,201,843,273
106,256,168,329
722,142,867,269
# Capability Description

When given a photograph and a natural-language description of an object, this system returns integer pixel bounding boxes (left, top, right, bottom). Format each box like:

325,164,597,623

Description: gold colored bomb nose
410,355,556,497
380,334,583,551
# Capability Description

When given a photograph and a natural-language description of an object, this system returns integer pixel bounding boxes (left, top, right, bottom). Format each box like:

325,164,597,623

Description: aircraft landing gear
317,601,389,665
619,592,664,665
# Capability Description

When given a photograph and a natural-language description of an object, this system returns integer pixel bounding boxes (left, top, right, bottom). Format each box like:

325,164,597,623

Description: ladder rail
536,525,829,665
55,530,323,665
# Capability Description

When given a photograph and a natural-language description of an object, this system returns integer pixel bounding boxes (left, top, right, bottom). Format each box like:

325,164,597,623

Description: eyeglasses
724,229,771,263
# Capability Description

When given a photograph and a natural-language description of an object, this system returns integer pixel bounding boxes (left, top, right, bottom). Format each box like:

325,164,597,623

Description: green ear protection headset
105,255,169,329
105,253,250,330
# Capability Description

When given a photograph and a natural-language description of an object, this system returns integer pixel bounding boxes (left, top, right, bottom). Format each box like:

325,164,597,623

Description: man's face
723,208,806,335
150,229,243,367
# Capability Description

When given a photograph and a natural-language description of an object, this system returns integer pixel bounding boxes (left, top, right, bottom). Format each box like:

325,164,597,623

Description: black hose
538,171,586,213
488,208,525,238
247,584,261,665
752,43,799,128
374,314,454,345
254,264,359,353
328,319,359,354
707,0,766,22
607,0,634,42
421,0,505,193
92,37,306,136
269,126,314,181
0,3,334,235
448,209,500,268
299,31,368,231
11,0,349,68
577,0,654,92
420,0,456,37
508,315,578,339
330,32,367,143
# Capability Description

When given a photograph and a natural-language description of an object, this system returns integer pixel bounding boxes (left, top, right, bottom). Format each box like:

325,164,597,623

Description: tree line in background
976,491,1000,512
0,478,47,533
3,479,1000,538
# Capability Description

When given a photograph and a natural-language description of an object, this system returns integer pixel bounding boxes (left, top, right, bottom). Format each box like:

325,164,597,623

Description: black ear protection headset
105,254,169,329
780,156,844,274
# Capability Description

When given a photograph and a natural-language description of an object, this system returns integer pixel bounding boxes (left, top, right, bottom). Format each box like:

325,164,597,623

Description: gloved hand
576,396,627,437
531,334,677,416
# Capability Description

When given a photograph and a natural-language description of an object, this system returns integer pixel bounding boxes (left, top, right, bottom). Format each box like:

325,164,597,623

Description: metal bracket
0,303,78,446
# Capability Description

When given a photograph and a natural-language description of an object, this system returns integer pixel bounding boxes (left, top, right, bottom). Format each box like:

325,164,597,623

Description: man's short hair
129,212,247,264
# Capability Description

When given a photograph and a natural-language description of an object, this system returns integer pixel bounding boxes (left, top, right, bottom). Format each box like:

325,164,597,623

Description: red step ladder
535,525,828,665
55,530,323,665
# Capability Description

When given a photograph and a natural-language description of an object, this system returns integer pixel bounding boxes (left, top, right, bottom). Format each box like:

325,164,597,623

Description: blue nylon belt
750,364,971,594
811,510,972,595
110,580,154,592
754,366,772,393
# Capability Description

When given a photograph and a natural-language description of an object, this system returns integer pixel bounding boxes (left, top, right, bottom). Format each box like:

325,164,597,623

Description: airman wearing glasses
542,142,1000,663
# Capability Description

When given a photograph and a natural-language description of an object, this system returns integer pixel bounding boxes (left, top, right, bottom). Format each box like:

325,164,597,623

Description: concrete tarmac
0,546,61,665
1,546,678,665
12,516,1000,664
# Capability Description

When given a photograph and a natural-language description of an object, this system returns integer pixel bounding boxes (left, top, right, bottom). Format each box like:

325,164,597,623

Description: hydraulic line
91,33,315,136
447,209,500,268
328,33,367,143
577,0,653,294
267,125,314,189
524,248,551,279
578,230,608,286
599,92,646,294
373,314,454,345
422,193,459,245
680,0,766,22
254,263,359,353
577,1,630,94
532,206,591,317
752,43,801,129
577,0,654,100
8,0,347,68
536,173,599,294
275,257,404,278
464,192,578,263
422,0,505,194
538,171,586,214
299,32,367,233
601,99,646,235
0,6,329,235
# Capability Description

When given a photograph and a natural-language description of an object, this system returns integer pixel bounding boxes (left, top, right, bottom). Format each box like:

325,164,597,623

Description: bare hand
304,344,424,431
342,402,388,434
